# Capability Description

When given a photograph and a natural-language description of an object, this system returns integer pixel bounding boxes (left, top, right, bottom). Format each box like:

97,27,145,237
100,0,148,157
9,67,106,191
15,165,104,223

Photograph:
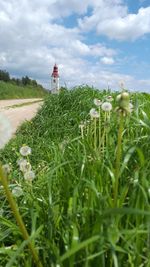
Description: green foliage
0,81,48,99
0,70,10,82
1,86,150,266
0,69,48,99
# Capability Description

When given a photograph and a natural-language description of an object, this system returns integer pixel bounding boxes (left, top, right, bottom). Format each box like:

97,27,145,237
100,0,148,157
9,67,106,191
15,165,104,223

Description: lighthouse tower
51,64,59,94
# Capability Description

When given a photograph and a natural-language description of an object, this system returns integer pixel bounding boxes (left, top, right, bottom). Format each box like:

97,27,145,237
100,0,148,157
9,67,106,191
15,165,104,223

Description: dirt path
0,99,43,137
0,98,43,109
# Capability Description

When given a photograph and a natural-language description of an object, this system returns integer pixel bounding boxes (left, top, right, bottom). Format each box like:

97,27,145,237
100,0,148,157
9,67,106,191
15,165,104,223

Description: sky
0,0,150,92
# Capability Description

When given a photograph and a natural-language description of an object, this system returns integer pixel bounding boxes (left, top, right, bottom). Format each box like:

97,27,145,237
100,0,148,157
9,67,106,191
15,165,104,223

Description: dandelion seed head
101,102,112,112
89,108,99,118
12,186,23,197
19,145,31,156
0,113,12,149
19,160,32,173
107,96,113,102
24,170,35,182
94,98,102,106
17,158,25,166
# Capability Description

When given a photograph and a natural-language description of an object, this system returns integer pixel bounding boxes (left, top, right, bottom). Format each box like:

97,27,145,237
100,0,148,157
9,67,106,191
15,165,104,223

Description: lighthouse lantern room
51,64,59,94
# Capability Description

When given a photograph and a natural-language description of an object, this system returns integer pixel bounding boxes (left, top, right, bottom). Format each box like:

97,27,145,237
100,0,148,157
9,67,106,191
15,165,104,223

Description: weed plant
1,86,150,266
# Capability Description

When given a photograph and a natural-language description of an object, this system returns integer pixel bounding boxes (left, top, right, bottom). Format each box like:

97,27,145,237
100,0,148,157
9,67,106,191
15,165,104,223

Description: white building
51,64,59,94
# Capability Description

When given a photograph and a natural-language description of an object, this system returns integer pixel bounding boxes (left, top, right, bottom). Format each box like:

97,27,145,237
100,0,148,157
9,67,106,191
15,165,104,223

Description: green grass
0,81,48,99
1,86,150,266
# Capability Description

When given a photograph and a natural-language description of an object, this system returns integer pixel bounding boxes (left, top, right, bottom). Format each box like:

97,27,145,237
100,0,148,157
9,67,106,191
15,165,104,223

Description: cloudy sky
0,0,150,91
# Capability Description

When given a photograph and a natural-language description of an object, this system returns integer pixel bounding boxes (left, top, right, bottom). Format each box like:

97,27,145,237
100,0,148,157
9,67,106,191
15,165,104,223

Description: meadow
0,81,48,99
1,86,150,266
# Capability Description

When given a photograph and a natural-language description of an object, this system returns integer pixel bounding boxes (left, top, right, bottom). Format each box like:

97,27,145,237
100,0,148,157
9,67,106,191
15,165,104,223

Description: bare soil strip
0,99,43,140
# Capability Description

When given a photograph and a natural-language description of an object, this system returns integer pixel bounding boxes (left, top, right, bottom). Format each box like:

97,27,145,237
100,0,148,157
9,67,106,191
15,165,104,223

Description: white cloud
97,7,150,40
0,0,117,82
78,1,150,41
101,57,115,65
70,41,116,57
49,0,91,18
0,0,150,92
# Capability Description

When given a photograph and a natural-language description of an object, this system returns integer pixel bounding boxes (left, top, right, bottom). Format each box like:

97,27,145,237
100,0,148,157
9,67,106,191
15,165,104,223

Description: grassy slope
1,87,150,266
0,81,48,99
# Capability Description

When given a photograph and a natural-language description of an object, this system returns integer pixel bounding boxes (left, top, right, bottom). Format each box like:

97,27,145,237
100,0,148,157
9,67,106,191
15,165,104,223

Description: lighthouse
51,64,59,94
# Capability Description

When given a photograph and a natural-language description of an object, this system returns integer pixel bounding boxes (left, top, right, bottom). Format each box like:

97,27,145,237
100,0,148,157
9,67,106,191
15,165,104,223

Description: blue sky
0,0,150,91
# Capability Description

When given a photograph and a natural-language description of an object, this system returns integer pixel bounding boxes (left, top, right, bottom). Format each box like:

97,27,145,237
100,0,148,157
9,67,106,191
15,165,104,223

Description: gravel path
0,99,43,138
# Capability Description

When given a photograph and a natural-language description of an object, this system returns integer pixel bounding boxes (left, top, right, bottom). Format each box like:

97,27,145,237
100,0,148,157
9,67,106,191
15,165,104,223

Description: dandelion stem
81,127,84,139
94,118,97,151
0,165,43,267
102,112,107,156
98,106,101,154
114,112,124,207
105,113,108,150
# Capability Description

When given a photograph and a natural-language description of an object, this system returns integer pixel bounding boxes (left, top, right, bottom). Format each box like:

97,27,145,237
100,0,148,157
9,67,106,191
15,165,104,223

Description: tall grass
0,81,48,99
1,86,150,266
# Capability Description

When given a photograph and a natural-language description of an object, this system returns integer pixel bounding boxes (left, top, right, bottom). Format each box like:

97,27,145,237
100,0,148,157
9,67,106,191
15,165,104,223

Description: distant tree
16,78,21,86
31,79,38,87
11,78,16,84
22,76,31,86
0,69,45,90
0,70,10,82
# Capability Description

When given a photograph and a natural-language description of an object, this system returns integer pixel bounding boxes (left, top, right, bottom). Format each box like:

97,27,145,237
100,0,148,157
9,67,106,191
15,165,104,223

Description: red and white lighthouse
51,64,59,94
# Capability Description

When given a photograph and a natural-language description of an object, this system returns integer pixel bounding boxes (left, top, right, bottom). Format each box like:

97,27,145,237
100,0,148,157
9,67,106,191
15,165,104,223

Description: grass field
1,86,150,266
0,81,48,99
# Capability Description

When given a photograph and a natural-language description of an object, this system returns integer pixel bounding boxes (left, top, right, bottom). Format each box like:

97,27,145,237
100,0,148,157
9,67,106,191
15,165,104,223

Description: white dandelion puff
101,102,112,112
19,145,31,156
89,108,99,118
12,186,23,197
0,113,12,149
94,98,102,106
17,158,25,166
24,170,35,182
19,159,32,173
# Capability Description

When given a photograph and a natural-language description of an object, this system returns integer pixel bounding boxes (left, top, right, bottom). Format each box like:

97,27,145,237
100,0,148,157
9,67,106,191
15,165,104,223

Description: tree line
0,69,44,88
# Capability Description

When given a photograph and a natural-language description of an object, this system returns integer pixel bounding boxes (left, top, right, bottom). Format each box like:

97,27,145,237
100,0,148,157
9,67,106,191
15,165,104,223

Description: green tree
0,70,10,82
22,76,31,86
